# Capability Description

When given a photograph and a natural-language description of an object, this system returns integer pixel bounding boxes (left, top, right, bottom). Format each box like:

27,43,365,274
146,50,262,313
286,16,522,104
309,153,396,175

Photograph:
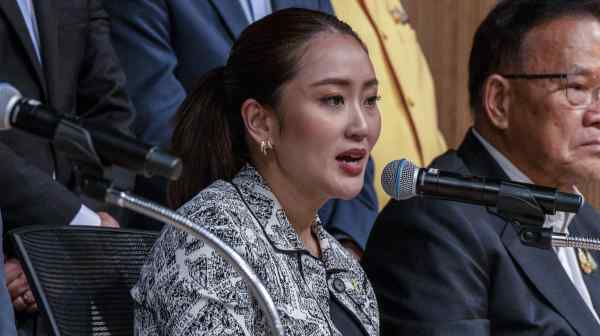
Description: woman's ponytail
168,66,247,208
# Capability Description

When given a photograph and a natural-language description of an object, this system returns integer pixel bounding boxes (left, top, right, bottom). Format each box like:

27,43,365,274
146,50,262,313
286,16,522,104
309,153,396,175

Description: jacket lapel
501,221,600,335
232,165,307,253
459,129,600,335
208,0,249,40
33,0,58,107
570,208,600,316
315,225,378,335
0,0,47,98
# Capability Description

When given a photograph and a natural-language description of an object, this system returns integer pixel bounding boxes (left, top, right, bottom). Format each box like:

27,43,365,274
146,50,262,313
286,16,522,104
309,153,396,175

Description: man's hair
469,0,600,116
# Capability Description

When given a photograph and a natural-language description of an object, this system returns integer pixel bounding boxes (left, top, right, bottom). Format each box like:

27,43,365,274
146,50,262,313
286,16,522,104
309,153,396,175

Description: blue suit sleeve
319,157,378,250
104,0,186,146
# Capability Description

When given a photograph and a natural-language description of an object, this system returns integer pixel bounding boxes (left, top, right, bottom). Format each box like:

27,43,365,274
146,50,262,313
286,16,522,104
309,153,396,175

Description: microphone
0,83,182,180
381,159,583,214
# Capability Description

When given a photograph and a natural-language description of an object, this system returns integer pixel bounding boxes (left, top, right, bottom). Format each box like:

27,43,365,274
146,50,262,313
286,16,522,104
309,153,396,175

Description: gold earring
260,139,273,156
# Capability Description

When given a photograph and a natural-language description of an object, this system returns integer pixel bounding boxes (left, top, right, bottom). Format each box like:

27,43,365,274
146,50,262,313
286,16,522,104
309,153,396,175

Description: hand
340,240,363,261
97,211,119,228
5,258,37,313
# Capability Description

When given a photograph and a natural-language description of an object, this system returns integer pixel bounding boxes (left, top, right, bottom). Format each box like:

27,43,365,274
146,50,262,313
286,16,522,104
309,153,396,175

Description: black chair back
10,225,159,336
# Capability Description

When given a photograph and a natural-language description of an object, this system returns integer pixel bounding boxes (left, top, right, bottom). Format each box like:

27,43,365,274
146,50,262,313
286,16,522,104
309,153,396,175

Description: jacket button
332,279,346,293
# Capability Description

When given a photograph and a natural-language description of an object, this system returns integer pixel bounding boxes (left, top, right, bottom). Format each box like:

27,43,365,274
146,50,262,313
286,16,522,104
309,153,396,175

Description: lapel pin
578,248,597,274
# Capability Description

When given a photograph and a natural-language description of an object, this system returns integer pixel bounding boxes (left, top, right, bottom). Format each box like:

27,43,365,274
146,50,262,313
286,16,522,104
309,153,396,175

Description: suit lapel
208,0,249,40
33,0,58,107
0,0,47,97
501,221,600,335
459,130,600,335
570,208,600,316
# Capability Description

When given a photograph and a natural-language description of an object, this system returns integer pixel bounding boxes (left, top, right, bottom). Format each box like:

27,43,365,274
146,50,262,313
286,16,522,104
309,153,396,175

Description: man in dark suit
363,1,600,334
0,0,132,229
104,0,378,256
0,0,132,329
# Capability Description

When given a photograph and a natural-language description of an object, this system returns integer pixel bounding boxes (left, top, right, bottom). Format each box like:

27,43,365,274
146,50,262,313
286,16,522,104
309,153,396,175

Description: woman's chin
330,182,364,201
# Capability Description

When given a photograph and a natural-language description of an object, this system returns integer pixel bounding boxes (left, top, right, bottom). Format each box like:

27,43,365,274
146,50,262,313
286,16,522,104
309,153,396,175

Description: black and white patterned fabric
132,165,380,336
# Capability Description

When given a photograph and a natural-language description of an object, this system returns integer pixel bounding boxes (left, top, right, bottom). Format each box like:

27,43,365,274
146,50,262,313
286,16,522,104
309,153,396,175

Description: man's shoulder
373,148,506,248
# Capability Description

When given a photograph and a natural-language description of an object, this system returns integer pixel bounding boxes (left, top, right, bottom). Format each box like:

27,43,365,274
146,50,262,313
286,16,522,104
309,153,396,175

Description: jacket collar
231,165,379,334
231,165,338,257
456,129,600,335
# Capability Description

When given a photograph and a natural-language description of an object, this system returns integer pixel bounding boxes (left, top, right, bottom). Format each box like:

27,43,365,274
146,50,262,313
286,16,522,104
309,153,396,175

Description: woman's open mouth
336,148,367,176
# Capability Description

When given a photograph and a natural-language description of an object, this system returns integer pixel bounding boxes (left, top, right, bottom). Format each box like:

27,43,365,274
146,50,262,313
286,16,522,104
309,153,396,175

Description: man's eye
568,83,587,91
322,96,345,107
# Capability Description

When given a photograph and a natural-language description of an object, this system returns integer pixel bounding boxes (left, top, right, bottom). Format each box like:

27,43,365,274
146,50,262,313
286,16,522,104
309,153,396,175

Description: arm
362,198,491,335
319,156,378,251
0,142,80,229
103,0,186,146
133,207,259,336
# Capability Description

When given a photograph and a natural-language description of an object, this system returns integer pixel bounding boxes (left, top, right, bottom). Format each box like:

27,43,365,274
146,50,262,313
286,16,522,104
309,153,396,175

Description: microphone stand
103,186,285,336
493,182,600,251
53,123,284,336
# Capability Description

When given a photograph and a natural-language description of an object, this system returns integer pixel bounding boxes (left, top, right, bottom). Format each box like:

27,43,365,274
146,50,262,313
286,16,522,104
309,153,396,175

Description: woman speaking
133,8,381,336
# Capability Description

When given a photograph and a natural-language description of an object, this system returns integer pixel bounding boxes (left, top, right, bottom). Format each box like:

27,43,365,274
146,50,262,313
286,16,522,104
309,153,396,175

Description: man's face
504,15,600,190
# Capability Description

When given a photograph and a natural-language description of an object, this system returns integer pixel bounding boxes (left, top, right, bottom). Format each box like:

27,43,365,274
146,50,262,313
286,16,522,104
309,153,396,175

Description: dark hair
168,8,365,208
468,0,600,116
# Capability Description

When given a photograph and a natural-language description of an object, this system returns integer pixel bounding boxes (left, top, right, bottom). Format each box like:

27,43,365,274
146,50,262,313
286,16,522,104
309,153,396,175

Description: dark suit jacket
105,0,379,247
363,130,600,335
0,213,16,335
0,0,133,232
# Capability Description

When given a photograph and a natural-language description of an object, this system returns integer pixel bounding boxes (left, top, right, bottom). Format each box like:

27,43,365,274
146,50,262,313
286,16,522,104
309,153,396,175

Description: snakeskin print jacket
132,165,379,335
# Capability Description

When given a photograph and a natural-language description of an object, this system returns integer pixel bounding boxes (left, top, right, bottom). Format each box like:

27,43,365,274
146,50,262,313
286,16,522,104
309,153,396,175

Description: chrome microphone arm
104,188,284,336
552,233,600,251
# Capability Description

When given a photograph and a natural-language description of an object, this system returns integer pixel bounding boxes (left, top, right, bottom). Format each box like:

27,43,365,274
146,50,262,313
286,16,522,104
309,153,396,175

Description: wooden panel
403,0,600,208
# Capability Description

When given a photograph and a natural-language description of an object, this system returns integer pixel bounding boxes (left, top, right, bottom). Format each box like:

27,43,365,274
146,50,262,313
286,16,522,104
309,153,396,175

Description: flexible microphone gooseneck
0,83,182,180
381,159,600,251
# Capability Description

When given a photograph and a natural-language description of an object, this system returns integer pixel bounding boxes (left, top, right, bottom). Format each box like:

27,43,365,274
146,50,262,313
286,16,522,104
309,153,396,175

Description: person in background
133,8,380,335
0,0,132,332
104,0,378,258
330,0,447,208
363,0,600,334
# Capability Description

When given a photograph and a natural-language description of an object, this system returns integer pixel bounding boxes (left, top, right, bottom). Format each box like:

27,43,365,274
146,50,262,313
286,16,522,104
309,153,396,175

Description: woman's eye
322,95,345,107
365,95,381,107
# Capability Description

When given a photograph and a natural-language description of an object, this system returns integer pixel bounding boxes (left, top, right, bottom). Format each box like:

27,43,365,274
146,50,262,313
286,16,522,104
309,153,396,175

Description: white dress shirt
473,129,600,323
16,0,100,227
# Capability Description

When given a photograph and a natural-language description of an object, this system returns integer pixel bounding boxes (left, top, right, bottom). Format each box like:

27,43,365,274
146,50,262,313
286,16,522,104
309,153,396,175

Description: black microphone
381,159,583,214
0,83,182,180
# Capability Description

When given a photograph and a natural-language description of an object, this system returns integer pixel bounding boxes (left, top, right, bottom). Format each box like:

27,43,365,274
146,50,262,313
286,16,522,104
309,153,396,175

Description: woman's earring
260,139,273,156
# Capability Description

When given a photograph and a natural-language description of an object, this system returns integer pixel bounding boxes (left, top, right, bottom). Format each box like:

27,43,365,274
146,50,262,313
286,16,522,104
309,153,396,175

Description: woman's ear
240,98,278,145
483,74,512,130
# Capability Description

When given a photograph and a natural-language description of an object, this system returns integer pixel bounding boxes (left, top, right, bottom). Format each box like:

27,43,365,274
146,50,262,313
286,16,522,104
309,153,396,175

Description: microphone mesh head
0,83,21,130
381,159,419,200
